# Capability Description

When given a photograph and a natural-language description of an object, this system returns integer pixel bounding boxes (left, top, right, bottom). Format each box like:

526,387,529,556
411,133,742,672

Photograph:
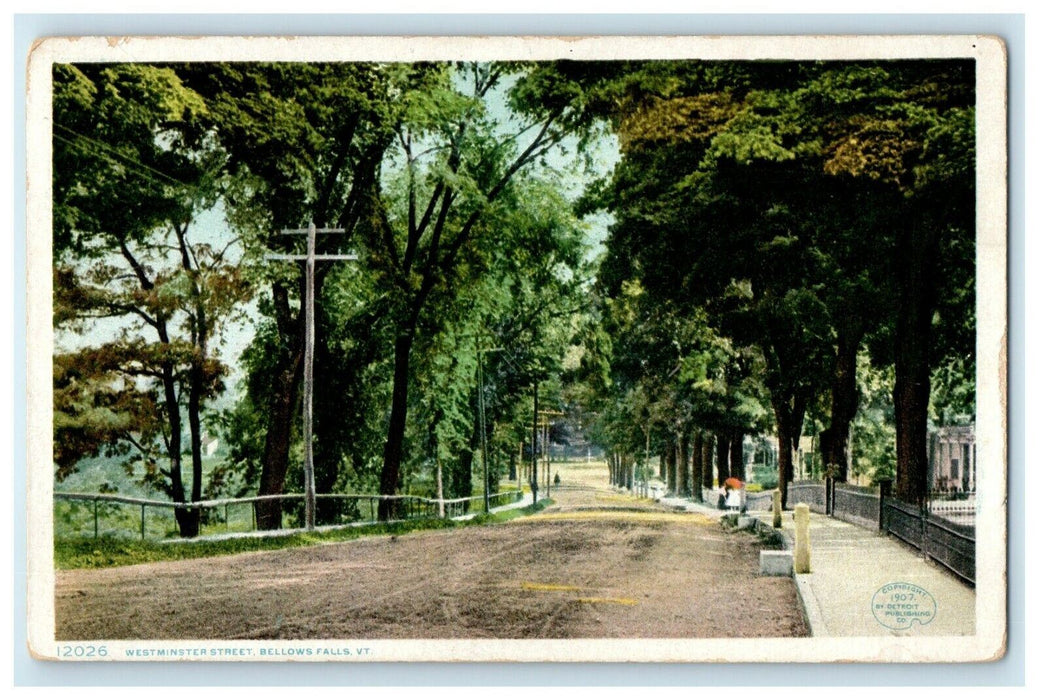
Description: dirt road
55,462,808,639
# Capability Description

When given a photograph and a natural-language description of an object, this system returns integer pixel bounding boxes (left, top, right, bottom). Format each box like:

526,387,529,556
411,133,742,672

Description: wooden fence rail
54,489,525,541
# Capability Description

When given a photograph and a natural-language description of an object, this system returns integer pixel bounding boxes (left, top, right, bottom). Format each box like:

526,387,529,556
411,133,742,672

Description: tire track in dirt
278,525,555,639
55,469,808,640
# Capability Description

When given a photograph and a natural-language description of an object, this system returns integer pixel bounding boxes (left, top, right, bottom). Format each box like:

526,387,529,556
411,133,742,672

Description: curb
794,573,829,637
747,512,825,638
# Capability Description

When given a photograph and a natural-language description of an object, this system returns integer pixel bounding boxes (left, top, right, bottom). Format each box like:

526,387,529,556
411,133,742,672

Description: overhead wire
53,122,226,201
54,123,192,189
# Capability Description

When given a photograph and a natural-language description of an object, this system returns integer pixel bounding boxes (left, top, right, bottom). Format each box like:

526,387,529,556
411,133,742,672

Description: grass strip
55,499,552,570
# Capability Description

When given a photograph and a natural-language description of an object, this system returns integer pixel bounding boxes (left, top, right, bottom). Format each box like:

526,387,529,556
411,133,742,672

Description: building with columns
929,425,976,494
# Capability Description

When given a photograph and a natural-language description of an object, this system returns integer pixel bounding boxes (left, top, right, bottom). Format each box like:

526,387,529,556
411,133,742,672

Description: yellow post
794,503,811,574
772,489,782,529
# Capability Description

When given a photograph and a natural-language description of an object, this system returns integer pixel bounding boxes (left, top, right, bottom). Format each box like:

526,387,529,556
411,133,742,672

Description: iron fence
744,490,774,512
927,491,976,526
882,495,975,586
881,496,924,548
922,512,976,585
775,479,976,586
832,484,880,530
786,480,826,513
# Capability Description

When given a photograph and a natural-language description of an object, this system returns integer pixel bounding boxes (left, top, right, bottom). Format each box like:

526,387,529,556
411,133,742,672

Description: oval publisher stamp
872,582,938,630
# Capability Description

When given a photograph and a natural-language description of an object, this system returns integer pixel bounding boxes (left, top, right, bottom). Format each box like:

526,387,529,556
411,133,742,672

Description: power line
53,133,176,195
54,122,195,190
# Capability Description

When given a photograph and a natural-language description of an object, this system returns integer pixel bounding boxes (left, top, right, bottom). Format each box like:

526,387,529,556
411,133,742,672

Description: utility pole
531,381,539,506
478,344,488,513
474,344,502,514
645,426,651,498
545,419,551,498
265,222,356,531
540,418,549,498
537,409,563,499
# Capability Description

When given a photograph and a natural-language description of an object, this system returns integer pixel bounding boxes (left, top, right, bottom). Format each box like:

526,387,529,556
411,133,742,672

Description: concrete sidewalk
656,494,975,637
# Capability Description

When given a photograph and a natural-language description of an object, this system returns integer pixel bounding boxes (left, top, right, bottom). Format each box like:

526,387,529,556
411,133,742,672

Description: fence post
919,495,927,553
140,504,146,540
878,480,892,532
225,503,229,531
93,499,99,539
825,477,834,516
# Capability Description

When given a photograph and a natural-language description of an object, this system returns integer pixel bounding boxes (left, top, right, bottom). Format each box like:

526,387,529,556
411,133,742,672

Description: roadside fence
768,479,975,586
54,489,524,541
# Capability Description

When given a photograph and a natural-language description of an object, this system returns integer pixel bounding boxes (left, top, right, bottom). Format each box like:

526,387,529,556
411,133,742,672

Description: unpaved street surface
56,464,808,640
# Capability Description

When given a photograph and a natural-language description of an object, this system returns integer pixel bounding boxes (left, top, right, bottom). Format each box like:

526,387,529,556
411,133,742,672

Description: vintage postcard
25,34,1007,663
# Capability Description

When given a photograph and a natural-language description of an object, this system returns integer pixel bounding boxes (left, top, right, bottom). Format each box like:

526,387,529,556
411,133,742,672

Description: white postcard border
25,34,1009,664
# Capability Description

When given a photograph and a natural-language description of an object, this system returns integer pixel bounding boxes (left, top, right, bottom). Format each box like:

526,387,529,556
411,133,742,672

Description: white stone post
795,503,811,574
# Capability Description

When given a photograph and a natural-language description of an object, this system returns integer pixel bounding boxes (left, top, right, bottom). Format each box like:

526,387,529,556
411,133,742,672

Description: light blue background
13,12,1025,687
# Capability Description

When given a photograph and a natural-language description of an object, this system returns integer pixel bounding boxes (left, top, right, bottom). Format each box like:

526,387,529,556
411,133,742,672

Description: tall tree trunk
675,432,688,496
666,444,677,495
730,430,745,481
715,431,730,488
659,449,666,481
701,432,714,490
774,415,793,509
435,458,445,517
185,366,204,538
772,396,806,509
819,329,863,483
379,331,416,520
691,433,703,501
313,309,357,525
256,358,302,529
894,220,937,504
161,363,196,537
454,415,480,514
178,229,207,538
255,281,305,530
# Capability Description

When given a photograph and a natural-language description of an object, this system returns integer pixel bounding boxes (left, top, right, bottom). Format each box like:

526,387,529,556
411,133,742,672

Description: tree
181,62,402,528
52,63,250,536
207,65,595,521
359,62,599,518
579,60,974,504
796,62,975,500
